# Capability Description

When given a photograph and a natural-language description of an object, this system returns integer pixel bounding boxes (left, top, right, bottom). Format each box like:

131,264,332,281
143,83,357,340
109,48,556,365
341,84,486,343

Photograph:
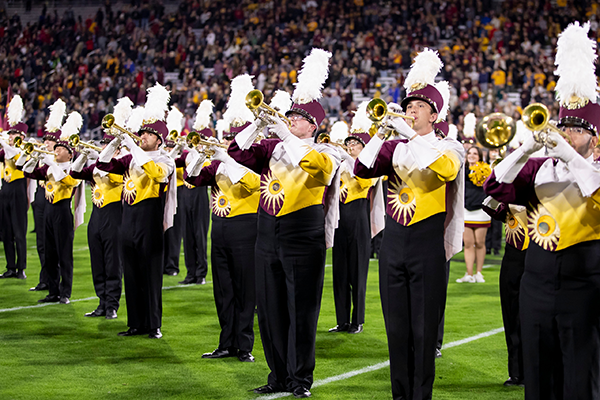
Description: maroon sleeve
227,138,279,175
482,202,509,222
96,154,132,175
354,140,402,179
175,151,188,169
24,165,50,181
0,149,5,163
483,157,549,207
184,160,219,187
69,163,96,182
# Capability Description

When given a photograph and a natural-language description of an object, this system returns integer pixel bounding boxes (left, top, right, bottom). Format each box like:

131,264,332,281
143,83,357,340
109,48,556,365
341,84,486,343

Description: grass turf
0,192,523,399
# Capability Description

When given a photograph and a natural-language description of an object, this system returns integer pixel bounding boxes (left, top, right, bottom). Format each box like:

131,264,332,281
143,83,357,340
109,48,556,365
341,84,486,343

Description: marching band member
229,50,341,398
69,97,132,319
0,95,29,279
484,22,600,399
186,75,260,362
17,111,86,304
354,49,464,400
97,84,176,339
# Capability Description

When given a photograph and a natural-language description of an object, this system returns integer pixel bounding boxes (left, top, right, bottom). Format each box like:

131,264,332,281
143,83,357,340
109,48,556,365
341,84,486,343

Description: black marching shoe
148,328,162,339
503,377,524,387
348,324,363,334
38,295,60,303
328,323,350,333
118,328,149,337
85,309,106,317
0,269,18,279
178,277,197,285
197,277,206,285
293,386,312,398
105,309,117,320
251,384,286,394
16,270,26,279
202,347,237,359
60,297,70,304
435,348,442,358
238,351,255,362
29,283,48,291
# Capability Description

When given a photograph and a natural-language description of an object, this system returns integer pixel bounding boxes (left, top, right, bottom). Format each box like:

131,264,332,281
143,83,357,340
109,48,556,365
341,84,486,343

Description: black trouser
211,213,257,352
44,199,74,298
255,206,326,392
332,198,370,326
88,202,123,312
520,240,600,400
163,186,184,274
500,244,526,380
486,219,502,253
181,186,209,280
33,185,48,285
121,198,164,330
379,213,447,400
1,178,28,271
437,260,451,350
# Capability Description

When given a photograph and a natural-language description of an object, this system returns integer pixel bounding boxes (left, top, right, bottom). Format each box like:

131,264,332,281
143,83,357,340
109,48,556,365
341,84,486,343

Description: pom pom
193,100,214,131
350,101,373,133
143,83,170,123
269,90,293,114
554,21,598,106
113,97,134,126
223,74,255,127
60,111,83,139
404,48,443,92
463,113,476,138
292,48,332,104
448,124,458,140
329,121,349,143
468,162,492,187
7,95,24,127
215,119,229,142
45,99,67,133
126,106,145,133
435,81,451,121
166,106,184,134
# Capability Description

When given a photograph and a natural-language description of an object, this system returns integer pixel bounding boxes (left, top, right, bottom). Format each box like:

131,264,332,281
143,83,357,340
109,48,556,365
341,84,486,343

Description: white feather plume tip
216,119,229,142
193,100,214,131
113,97,134,126
351,101,373,133
45,99,67,133
404,48,443,92
292,48,332,104
223,74,255,127
7,95,24,127
448,124,458,140
126,107,146,133
143,84,170,123
269,90,293,114
435,81,450,121
463,113,476,138
554,21,598,106
166,106,184,134
330,121,349,143
60,112,83,139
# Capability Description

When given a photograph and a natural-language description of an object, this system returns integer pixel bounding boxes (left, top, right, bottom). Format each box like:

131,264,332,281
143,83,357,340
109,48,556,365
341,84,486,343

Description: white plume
269,90,293,113
463,113,476,138
351,101,373,133
215,119,229,141
7,95,24,127
404,48,443,92
554,21,598,105
330,121,349,143
193,100,214,131
113,97,134,126
435,81,451,121
292,48,332,104
59,111,83,139
143,83,170,123
166,106,184,134
448,124,458,140
126,106,145,133
45,99,66,133
223,74,255,127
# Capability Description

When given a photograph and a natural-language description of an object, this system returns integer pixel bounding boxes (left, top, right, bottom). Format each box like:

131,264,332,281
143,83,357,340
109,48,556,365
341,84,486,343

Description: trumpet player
0,95,29,280
484,22,600,400
354,49,464,400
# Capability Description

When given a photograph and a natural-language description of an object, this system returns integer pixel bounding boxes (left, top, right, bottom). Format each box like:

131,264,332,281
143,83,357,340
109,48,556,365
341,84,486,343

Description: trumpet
13,136,55,155
475,112,516,149
69,134,102,152
366,98,415,139
245,90,291,126
522,103,571,147
166,130,188,145
186,131,228,149
317,132,349,151
101,114,141,144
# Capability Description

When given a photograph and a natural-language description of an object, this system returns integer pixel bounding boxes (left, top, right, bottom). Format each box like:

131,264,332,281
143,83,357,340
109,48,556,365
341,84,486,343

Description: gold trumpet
13,136,54,155
101,114,141,144
317,132,349,151
245,90,291,126
166,130,188,145
366,98,415,138
69,134,102,152
522,103,571,147
186,131,228,149
475,113,516,149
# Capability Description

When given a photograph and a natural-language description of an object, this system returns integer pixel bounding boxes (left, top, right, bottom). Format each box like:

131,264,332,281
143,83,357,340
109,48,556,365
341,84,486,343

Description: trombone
245,90,291,126
101,114,141,144
366,98,415,139
69,134,102,152
316,132,349,151
522,103,571,147
13,136,55,156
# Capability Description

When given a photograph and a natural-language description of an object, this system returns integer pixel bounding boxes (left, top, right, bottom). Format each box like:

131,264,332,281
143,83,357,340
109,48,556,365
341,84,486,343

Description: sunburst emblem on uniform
211,187,231,217
122,173,137,204
91,184,104,208
261,170,284,214
339,178,348,203
505,213,525,249
528,204,560,251
3,173,10,182
388,176,416,224
45,181,55,202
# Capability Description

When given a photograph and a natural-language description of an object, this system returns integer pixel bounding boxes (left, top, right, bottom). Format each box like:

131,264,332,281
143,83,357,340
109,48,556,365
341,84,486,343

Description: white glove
268,117,293,141
209,146,229,163
71,153,88,173
545,130,578,163
520,134,544,155
269,117,311,167
98,136,122,163
15,150,28,167
120,133,136,152
168,142,184,159
186,149,207,177
42,153,56,166
211,145,246,184
339,148,354,164
22,155,39,173
81,148,99,161
0,139,20,159
387,116,416,140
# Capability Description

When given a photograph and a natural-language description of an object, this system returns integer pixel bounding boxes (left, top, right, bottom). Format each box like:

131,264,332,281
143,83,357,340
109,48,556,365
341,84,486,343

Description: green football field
0,193,523,400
